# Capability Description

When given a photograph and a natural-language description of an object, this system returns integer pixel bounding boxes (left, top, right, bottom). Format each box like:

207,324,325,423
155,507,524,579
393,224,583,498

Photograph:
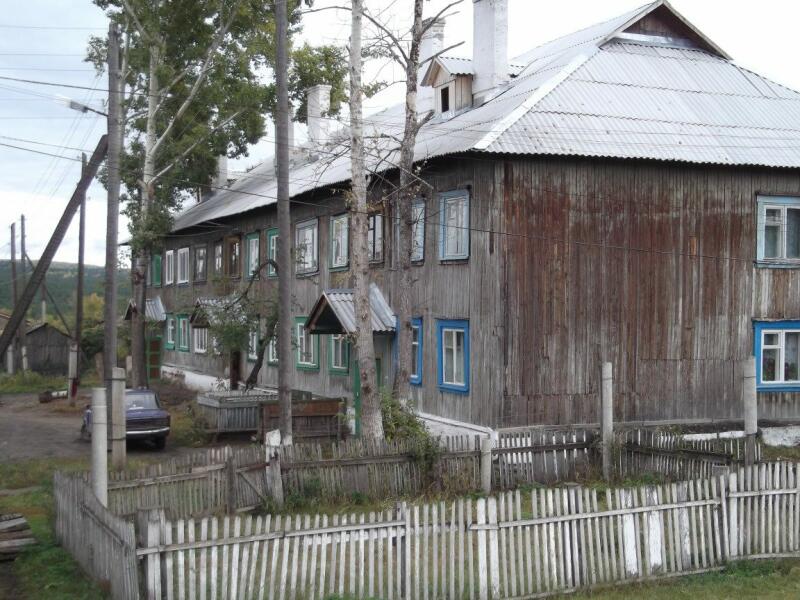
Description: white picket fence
134,461,800,600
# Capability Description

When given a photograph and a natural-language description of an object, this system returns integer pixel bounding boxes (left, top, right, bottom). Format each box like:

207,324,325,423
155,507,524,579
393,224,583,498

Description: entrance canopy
124,296,166,322
305,283,396,335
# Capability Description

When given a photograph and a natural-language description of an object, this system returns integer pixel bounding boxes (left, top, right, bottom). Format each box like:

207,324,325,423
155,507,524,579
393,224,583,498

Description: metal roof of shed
305,284,396,335
171,0,800,233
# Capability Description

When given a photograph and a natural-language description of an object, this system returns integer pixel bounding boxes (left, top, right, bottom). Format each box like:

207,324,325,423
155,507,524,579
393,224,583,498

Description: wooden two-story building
148,0,800,430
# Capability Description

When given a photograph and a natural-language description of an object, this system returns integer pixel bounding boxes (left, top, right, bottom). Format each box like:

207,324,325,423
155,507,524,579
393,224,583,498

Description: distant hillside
0,260,131,322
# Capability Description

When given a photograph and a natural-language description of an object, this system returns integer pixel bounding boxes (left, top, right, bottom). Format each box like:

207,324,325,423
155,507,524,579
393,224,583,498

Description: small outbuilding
25,323,70,375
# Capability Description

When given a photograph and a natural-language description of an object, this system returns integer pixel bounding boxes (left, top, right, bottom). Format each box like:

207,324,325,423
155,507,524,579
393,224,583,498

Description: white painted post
728,472,739,558
91,387,108,506
20,343,28,371
487,497,500,598
125,354,133,379
67,342,78,405
743,357,758,465
621,489,639,577
476,499,489,600
110,366,126,469
480,436,493,494
601,362,614,481
5,345,13,375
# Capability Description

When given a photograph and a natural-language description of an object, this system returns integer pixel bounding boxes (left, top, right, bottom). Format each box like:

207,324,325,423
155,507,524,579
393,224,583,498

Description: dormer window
440,87,450,113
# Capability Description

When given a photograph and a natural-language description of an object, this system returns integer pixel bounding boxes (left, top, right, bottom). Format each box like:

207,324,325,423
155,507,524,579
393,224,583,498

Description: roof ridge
473,48,601,151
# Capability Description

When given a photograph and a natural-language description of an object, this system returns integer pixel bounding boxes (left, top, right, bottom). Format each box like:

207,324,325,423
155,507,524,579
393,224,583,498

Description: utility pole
75,158,87,377
19,216,27,371
8,223,16,374
275,0,293,446
0,135,107,361
106,22,126,468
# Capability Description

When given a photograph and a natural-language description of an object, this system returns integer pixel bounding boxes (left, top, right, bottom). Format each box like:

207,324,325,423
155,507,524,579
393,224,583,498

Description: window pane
787,209,800,258
443,195,467,257
444,339,454,383
785,332,800,381
411,326,419,377
764,332,780,346
763,348,778,382
454,330,464,384
412,202,425,261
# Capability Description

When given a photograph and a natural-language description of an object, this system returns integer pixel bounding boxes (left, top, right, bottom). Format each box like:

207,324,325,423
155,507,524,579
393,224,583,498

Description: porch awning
190,297,220,327
124,296,166,322
305,283,395,335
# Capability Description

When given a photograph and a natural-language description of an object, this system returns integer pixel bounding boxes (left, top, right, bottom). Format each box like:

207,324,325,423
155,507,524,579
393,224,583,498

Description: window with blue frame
756,195,800,266
755,320,800,391
410,317,422,385
436,319,469,393
439,190,469,260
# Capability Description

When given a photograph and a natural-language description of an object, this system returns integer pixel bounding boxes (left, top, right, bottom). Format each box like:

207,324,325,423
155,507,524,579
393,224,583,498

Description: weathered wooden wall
501,156,800,426
152,152,800,429
26,324,69,374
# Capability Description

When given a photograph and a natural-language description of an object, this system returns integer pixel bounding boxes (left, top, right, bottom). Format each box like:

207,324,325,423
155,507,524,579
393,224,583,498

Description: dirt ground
0,389,190,463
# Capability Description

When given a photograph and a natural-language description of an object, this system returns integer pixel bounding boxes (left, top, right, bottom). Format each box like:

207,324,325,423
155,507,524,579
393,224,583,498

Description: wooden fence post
487,497,500,598
743,357,758,465
476,499,489,600
137,509,163,600
728,471,739,559
225,456,236,514
268,453,285,508
620,489,639,578
601,362,614,481
480,437,492,494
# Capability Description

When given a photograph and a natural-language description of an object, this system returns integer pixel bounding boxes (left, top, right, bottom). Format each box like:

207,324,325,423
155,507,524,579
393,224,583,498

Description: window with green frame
245,232,260,279
164,314,175,349
266,228,278,277
294,317,319,370
177,315,190,352
329,334,349,374
152,254,162,287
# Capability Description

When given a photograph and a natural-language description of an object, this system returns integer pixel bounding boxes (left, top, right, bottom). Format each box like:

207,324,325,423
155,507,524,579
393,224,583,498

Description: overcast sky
0,0,798,266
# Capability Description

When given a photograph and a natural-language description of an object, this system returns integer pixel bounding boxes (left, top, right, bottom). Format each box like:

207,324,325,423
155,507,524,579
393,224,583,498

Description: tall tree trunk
394,0,425,405
131,42,160,389
350,0,383,439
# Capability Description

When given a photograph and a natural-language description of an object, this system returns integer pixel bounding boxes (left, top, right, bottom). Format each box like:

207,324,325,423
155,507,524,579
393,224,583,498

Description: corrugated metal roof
171,0,800,233
306,284,396,334
125,296,166,322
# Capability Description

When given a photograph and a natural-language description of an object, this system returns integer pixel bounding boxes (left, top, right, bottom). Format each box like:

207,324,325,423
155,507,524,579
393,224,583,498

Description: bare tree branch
120,0,151,42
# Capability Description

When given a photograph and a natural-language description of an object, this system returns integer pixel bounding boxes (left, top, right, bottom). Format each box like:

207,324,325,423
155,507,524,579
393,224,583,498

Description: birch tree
349,0,384,438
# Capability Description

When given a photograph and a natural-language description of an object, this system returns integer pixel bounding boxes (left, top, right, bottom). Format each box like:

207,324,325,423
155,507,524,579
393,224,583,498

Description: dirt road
0,391,187,462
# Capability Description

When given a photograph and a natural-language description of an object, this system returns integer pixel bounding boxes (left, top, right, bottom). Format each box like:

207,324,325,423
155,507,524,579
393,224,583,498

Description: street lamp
56,95,108,117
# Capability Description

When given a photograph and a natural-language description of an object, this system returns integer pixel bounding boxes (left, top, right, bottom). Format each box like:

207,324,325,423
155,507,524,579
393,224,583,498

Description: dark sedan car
81,388,171,449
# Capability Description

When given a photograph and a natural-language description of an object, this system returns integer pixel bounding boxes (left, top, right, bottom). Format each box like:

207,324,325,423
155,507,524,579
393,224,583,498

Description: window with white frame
437,319,469,393
166,316,175,348
246,233,260,278
757,196,800,264
412,200,425,261
214,242,223,274
295,319,318,368
267,337,278,364
266,229,278,277
410,318,422,384
193,327,208,354
368,213,383,262
330,214,349,269
330,334,348,372
178,316,190,351
439,190,470,260
756,322,800,389
247,322,259,361
295,219,318,274
165,250,175,285
177,247,190,284
194,245,207,281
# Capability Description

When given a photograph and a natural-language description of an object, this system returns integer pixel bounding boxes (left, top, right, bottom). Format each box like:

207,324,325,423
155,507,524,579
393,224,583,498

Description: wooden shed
25,323,70,375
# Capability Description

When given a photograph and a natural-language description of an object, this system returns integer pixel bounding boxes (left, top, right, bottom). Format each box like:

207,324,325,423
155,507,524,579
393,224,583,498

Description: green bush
0,371,66,394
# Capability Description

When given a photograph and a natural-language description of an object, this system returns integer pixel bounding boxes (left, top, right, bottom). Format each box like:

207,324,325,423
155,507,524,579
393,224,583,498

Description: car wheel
154,436,166,450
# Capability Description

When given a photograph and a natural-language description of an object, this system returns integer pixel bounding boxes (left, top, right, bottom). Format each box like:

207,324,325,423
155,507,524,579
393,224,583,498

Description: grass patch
762,445,800,462
168,402,213,447
0,372,67,394
573,559,800,599
0,483,107,599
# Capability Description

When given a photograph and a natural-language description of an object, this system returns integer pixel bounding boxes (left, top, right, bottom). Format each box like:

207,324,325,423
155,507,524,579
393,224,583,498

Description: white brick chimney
472,0,509,103
418,18,445,113
306,84,332,147
212,155,228,188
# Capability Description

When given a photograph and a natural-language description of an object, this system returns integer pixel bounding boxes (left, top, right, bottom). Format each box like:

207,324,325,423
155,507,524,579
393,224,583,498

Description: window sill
329,264,349,273
165,344,175,351
410,379,422,387
296,270,319,279
194,350,207,355
267,361,279,367
178,347,190,353
758,384,800,392
439,258,469,265
755,260,800,269
438,383,469,395
296,364,320,371
193,279,207,285
329,367,349,376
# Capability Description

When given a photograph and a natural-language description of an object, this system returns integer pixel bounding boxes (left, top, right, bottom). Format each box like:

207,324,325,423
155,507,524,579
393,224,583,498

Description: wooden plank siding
151,153,800,428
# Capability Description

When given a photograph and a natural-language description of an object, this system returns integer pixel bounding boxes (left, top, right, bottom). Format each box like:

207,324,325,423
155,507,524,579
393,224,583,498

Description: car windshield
125,392,159,410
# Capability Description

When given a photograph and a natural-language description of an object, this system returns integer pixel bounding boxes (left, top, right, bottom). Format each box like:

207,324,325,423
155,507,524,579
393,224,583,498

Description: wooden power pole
19,215,27,370
75,157,87,376
8,223,16,374
0,136,107,361
275,0,293,445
